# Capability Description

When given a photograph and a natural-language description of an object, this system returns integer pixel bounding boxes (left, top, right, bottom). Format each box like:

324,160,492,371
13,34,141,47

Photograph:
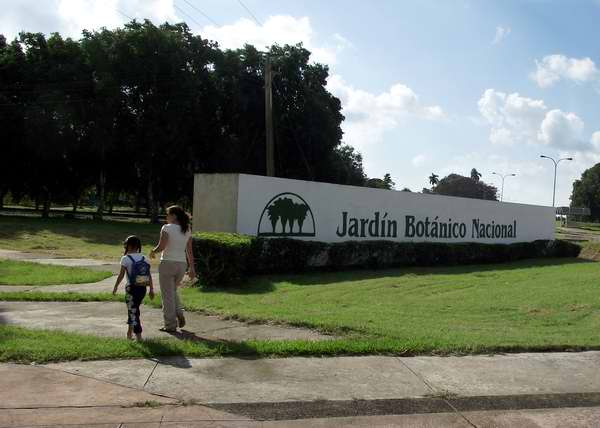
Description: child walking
113,235,155,340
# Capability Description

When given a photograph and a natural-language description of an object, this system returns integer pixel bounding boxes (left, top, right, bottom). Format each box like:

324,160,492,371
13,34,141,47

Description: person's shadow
141,329,260,369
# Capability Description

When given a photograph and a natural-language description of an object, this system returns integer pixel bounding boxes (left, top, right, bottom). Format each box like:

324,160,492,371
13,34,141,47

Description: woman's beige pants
158,260,187,330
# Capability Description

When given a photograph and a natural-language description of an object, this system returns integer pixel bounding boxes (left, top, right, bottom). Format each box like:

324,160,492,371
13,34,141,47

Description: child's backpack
127,255,151,286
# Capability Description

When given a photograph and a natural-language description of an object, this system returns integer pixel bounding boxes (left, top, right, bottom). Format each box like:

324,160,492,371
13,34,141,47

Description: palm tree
471,168,482,182
429,173,439,187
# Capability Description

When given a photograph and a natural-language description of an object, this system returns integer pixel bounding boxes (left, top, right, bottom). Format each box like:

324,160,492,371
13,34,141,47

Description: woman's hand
149,249,156,260
148,287,155,300
112,285,118,295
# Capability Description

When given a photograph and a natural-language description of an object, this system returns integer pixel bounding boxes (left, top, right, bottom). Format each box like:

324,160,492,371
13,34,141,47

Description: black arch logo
257,192,316,237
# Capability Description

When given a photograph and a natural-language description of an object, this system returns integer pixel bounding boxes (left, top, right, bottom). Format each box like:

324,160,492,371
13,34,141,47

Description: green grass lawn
173,258,600,351
0,215,161,260
3,258,600,361
0,325,432,363
0,260,112,285
0,290,122,301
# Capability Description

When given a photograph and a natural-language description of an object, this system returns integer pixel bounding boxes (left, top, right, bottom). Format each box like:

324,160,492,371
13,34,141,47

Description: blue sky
2,0,599,206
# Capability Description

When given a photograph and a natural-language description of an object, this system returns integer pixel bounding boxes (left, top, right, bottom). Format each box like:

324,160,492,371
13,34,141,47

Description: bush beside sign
192,233,580,287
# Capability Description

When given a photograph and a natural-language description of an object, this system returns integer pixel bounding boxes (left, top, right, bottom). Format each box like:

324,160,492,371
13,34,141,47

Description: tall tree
470,168,482,182
0,35,26,207
0,22,365,219
366,173,395,190
429,173,439,187
433,173,498,200
570,163,600,221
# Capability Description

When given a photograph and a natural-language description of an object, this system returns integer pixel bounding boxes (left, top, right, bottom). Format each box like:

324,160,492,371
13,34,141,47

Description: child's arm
113,266,127,295
148,274,155,300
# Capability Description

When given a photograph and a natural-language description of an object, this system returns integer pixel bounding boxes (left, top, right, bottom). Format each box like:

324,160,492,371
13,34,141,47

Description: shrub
192,232,253,287
192,234,582,287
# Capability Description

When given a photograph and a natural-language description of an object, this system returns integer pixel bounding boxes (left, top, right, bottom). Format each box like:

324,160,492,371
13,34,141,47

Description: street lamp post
491,172,517,202
540,155,573,207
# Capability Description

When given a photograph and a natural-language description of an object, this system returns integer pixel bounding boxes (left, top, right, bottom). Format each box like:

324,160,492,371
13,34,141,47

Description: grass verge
2,325,598,364
0,291,122,302
0,259,112,285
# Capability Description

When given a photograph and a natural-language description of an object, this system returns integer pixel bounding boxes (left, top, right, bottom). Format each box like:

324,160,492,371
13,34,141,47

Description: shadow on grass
129,329,262,367
0,215,161,248
198,257,594,294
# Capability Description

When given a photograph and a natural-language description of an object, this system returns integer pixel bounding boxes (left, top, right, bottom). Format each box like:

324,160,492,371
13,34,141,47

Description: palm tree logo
258,193,316,237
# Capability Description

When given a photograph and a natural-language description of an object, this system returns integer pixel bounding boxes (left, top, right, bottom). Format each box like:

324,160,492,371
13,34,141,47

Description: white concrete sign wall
194,173,555,243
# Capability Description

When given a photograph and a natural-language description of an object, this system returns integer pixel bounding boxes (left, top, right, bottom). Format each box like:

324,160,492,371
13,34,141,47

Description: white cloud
328,74,445,148
538,110,585,150
1,5,346,66
530,54,599,88
478,89,547,146
492,26,511,45
478,89,595,152
412,154,427,167
591,131,600,151
0,0,177,40
201,15,348,65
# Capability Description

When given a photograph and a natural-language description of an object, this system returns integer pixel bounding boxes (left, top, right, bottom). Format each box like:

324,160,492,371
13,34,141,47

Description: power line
173,3,205,28
180,0,219,26
82,0,133,21
115,8,133,21
236,0,262,26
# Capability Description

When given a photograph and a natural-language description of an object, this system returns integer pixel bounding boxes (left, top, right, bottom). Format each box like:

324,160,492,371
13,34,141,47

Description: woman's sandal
159,327,176,333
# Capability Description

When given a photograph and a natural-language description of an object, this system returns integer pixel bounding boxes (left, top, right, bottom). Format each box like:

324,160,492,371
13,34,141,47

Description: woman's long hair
167,205,191,234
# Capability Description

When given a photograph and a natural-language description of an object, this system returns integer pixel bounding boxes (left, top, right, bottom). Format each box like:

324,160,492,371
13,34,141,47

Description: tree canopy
433,173,498,201
0,20,367,220
570,163,600,220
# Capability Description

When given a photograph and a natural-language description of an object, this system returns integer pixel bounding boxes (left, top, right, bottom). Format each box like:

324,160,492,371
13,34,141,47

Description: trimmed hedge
192,233,581,287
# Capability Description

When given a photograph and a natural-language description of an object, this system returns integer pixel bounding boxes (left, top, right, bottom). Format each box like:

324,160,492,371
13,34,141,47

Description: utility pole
540,155,573,207
492,172,517,202
264,54,275,177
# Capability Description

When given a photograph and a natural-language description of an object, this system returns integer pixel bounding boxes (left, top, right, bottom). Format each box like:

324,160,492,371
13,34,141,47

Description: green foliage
570,163,600,221
429,173,439,187
0,21,364,219
192,234,581,286
433,173,498,200
192,232,253,287
365,173,395,190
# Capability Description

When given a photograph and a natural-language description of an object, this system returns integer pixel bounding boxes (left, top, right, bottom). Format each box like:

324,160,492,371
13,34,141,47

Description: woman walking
150,205,196,332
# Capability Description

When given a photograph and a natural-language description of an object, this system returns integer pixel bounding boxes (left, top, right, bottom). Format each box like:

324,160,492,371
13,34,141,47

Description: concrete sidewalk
42,353,600,405
3,352,600,426
0,301,332,342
